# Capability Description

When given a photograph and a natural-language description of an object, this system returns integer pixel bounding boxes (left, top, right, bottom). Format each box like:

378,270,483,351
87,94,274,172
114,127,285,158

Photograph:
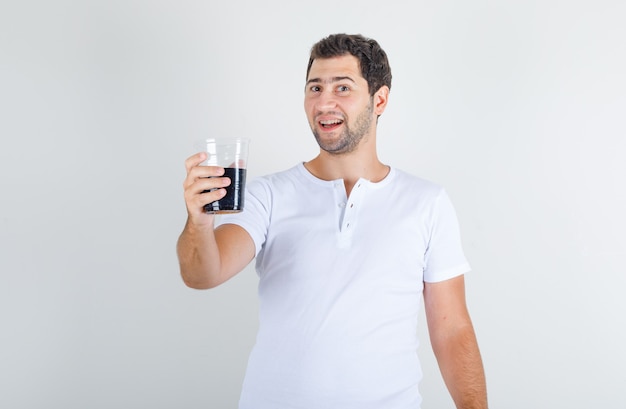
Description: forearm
432,324,487,409
176,218,223,289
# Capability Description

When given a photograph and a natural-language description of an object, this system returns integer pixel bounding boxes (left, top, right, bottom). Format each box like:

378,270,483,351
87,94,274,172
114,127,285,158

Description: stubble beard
312,100,374,155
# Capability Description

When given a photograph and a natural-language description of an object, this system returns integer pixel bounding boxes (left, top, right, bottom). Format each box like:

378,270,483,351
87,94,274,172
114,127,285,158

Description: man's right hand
178,152,255,289
182,152,232,227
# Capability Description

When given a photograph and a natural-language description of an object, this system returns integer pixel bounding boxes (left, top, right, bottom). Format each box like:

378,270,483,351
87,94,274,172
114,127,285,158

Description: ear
373,85,390,116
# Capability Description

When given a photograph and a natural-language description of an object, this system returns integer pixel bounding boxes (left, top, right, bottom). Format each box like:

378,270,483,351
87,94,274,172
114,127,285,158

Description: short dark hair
306,33,392,96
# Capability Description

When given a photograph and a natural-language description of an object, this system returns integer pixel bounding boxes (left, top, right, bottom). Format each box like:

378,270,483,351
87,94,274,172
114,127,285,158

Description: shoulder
248,164,304,191
245,164,312,206
389,168,446,200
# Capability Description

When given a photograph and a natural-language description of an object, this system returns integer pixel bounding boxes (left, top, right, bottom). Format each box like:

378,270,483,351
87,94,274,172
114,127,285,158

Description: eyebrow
306,76,356,86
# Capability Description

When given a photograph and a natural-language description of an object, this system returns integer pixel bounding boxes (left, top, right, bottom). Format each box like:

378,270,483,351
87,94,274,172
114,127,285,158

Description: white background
1,1,625,408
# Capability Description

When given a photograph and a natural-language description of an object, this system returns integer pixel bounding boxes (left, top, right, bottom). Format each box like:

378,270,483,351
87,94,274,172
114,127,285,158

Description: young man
178,33,488,409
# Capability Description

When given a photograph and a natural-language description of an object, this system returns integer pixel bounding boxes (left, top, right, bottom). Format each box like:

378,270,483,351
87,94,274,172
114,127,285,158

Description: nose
315,89,338,111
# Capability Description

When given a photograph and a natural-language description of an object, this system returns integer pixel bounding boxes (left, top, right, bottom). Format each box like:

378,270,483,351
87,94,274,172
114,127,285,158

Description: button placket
333,180,348,230
341,180,366,233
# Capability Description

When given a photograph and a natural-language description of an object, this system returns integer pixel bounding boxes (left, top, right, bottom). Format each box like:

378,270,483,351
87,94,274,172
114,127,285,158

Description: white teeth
320,119,342,125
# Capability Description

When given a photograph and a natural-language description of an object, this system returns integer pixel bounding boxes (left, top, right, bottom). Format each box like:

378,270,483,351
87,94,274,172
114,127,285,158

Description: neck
304,141,389,196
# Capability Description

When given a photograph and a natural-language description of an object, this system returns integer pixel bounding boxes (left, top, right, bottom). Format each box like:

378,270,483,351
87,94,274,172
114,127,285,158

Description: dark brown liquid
203,168,247,213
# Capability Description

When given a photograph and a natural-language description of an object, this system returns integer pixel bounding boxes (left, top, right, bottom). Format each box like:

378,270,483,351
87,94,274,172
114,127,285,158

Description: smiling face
304,55,379,155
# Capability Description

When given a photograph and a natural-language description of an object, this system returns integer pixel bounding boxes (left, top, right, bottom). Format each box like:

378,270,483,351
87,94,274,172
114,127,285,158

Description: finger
190,176,232,195
186,185,228,215
184,152,208,173
185,188,227,219
183,166,226,190
188,164,225,179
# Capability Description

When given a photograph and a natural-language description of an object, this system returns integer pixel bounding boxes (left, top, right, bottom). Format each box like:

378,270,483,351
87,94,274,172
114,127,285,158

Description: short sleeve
423,189,471,282
215,177,271,258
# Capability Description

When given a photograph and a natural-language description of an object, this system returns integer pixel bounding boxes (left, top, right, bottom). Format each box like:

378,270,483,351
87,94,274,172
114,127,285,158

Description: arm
424,275,488,409
176,152,255,289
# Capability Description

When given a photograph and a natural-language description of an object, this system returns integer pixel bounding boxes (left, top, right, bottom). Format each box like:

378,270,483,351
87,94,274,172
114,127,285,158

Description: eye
337,85,350,93
309,85,321,92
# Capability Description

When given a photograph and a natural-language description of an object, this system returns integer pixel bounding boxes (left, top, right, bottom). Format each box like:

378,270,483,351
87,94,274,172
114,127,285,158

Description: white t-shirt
218,163,470,409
